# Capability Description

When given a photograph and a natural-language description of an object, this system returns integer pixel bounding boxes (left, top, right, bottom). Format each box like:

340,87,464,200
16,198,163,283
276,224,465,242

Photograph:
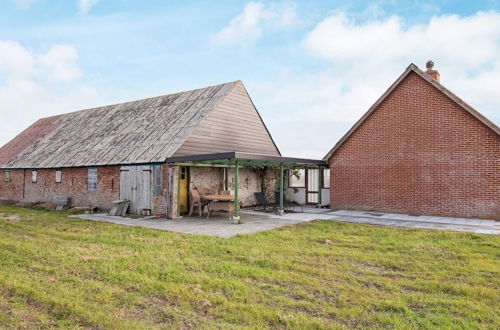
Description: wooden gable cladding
173,81,281,157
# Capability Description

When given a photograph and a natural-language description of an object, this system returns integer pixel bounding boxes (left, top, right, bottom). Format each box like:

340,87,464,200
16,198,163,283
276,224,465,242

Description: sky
0,0,499,159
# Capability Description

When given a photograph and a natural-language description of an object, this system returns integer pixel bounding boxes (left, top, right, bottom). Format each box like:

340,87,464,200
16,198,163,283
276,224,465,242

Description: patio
71,207,499,237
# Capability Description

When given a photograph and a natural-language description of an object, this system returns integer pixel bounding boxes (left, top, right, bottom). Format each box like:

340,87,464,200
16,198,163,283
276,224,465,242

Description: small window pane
307,169,319,192
4,171,12,182
289,169,305,188
55,170,62,183
88,168,97,191
323,168,330,188
307,192,319,204
32,170,37,183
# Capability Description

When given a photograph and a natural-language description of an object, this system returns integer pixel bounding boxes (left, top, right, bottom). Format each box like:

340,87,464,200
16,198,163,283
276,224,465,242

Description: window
288,169,305,188
153,165,163,196
4,171,12,182
88,168,97,191
32,170,38,183
55,170,62,183
323,168,330,188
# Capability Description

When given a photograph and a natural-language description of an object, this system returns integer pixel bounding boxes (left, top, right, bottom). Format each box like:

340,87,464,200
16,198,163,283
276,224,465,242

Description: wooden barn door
120,166,153,214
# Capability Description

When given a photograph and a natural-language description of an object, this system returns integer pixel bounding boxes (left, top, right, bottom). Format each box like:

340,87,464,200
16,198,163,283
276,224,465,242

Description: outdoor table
204,195,244,221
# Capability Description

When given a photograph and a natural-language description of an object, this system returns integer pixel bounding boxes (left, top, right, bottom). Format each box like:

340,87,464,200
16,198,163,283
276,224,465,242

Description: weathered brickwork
329,71,500,219
0,166,120,209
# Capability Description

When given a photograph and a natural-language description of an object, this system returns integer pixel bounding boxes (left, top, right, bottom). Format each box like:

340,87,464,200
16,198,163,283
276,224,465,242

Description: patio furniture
253,192,276,211
195,186,206,198
205,194,243,220
189,189,209,217
220,190,230,195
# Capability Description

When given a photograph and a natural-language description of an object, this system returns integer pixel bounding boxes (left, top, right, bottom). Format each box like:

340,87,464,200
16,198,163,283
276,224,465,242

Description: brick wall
328,71,500,219
0,166,120,209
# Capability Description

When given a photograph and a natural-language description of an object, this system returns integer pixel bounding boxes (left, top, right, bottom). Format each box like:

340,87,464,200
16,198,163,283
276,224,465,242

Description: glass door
306,168,319,204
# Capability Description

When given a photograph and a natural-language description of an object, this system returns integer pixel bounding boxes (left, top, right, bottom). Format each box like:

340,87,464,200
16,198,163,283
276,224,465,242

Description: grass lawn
0,206,499,329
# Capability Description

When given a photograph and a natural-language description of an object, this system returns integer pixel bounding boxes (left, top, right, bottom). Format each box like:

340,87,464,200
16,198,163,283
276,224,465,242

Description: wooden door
306,168,319,204
120,166,152,214
139,167,152,212
179,166,188,214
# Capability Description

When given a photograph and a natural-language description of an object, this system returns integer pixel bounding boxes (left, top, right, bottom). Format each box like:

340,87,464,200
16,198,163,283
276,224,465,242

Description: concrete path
71,208,499,237
70,212,310,238
249,209,499,235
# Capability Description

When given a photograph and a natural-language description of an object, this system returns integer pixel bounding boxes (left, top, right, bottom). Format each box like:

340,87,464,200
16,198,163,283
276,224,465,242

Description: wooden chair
195,186,206,198
189,189,208,217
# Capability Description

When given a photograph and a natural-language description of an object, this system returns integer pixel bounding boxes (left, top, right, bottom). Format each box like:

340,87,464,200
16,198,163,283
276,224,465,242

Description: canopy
166,152,328,221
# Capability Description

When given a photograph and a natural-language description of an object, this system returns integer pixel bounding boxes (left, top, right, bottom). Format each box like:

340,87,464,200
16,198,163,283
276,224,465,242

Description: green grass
0,206,498,329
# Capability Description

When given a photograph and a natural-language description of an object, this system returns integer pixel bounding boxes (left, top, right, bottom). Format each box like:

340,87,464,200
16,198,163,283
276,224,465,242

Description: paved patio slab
71,208,499,237
70,212,310,238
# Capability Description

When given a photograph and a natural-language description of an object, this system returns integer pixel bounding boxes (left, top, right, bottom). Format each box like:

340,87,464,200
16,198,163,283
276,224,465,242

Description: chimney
425,60,440,82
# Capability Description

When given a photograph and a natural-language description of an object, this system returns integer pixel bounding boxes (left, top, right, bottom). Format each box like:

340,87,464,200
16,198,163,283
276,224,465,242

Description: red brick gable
328,70,500,218
0,115,61,168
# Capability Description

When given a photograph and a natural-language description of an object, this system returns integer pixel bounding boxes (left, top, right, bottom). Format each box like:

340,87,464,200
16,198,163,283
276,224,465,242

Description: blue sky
1,0,499,158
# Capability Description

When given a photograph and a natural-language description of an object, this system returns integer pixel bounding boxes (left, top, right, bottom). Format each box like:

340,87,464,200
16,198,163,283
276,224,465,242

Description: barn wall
328,71,500,219
0,167,120,209
188,166,279,207
0,170,25,201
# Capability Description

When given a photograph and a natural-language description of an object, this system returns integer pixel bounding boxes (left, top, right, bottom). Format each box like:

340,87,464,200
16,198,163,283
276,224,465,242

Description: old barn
0,81,325,218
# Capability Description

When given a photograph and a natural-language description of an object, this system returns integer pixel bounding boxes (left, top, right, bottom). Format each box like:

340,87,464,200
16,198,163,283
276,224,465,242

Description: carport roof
165,152,327,167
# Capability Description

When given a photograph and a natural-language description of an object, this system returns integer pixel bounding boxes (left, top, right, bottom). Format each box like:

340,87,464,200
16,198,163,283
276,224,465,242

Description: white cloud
262,11,500,158
78,0,99,15
39,45,82,81
212,1,298,46
10,0,39,9
0,41,98,148
303,11,500,66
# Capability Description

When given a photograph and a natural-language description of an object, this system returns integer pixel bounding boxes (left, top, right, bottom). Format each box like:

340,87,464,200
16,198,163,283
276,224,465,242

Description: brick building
324,62,500,219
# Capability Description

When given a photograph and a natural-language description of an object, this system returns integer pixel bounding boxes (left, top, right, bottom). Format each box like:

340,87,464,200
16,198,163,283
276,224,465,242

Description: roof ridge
41,80,241,119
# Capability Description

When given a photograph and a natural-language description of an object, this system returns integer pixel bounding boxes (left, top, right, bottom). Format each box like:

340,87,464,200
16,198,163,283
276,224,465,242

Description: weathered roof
0,81,241,169
323,63,500,161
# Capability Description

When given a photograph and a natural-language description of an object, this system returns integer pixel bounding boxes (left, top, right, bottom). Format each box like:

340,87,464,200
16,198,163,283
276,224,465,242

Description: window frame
153,165,163,197
32,170,38,183
4,170,12,182
87,168,98,192
322,168,330,189
288,168,305,188
55,169,62,183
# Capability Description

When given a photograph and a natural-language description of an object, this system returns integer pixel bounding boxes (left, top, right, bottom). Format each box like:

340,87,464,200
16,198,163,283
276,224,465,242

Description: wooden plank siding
173,82,280,157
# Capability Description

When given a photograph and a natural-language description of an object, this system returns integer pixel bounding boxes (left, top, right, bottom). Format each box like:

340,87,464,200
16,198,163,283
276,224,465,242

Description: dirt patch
0,213,22,223
121,295,176,324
